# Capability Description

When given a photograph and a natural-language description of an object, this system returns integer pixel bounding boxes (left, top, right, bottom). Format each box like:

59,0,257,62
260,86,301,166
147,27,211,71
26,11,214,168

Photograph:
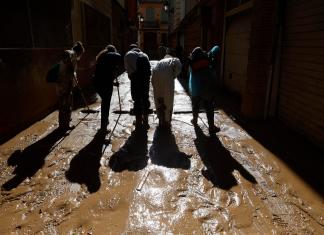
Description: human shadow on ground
65,130,107,193
2,128,67,191
109,128,148,172
194,126,256,190
149,127,191,169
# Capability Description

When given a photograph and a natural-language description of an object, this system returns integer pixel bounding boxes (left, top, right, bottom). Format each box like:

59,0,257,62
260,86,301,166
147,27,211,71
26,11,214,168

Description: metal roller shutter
224,13,251,96
279,0,324,147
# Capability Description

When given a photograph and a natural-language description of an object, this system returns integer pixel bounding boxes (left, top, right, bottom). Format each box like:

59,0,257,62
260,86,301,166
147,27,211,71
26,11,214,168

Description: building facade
168,0,224,82
0,0,133,142
171,0,324,149
223,0,324,149
138,0,169,59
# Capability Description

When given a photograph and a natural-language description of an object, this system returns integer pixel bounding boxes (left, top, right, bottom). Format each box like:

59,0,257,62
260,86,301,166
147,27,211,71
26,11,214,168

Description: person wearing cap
124,44,151,129
93,44,123,132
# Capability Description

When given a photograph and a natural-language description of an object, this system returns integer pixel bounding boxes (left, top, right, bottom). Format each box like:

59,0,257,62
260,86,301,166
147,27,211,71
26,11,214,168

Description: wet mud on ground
0,71,323,234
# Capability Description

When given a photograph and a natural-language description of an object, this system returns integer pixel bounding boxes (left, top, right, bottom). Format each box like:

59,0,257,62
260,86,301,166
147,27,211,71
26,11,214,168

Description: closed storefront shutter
279,0,324,147
224,13,251,96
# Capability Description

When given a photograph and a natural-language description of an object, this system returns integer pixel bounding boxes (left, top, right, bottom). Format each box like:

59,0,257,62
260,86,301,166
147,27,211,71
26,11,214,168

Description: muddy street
0,71,323,234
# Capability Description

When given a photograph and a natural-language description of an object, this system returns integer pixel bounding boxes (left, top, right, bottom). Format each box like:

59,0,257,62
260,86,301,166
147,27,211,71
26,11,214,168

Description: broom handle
116,78,122,112
73,75,90,110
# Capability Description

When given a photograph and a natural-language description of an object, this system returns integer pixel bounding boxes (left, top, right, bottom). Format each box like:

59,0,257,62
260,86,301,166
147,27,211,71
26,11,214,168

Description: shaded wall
0,49,61,141
112,0,130,55
277,0,324,149
241,0,277,118
0,0,73,142
0,47,103,144
0,0,105,142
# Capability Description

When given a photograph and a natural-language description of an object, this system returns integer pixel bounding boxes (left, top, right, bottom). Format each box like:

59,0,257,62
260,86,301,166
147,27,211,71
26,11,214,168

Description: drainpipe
26,0,35,47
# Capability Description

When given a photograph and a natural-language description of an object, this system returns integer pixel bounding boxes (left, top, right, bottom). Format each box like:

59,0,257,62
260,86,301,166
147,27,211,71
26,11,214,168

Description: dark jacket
93,52,122,87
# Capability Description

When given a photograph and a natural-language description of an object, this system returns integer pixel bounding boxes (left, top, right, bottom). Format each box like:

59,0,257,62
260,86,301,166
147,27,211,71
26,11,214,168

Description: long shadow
65,130,107,193
2,128,67,191
109,128,148,172
206,85,324,196
194,126,256,190
149,128,191,169
178,77,324,195
241,120,324,196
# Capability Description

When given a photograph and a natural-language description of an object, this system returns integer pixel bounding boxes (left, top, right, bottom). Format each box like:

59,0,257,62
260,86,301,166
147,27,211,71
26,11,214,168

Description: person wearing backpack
93,44,123,132
124,44,151,129
56,41,84,131
188,47,219,135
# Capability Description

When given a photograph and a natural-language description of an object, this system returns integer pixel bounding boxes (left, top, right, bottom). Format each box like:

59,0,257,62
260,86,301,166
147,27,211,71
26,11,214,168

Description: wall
184,16,201,56
278,0,324,148
0,49,60,141
0,0,73,142
138,1,168,58
112,0,130,54
241,0,277,118
0,0,115,143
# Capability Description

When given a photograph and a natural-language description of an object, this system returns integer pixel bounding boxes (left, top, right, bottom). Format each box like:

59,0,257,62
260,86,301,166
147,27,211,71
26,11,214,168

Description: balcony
142,20,160,29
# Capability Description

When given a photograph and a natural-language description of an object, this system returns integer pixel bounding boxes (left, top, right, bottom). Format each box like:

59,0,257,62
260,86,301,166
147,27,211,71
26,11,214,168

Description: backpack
46,63,60,83
191,58,210,71
136,53,151,77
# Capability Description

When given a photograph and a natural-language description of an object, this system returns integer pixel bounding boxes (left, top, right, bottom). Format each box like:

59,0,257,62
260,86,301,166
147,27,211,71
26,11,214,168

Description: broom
74,76,99,114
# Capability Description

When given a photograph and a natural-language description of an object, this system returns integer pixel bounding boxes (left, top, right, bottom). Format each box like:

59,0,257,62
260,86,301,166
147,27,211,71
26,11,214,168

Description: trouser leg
131,78,142,117
204,99,214,126
132,77,150,129
191,96,200,124
142,78,150,115
142,77,150,129
131,79,143,127
156,97,165,127
98,87,113,129
59,91,72,128
204,99,219,134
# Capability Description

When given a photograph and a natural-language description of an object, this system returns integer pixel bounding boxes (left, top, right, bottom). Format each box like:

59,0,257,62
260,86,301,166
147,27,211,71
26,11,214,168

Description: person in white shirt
151,51,182,129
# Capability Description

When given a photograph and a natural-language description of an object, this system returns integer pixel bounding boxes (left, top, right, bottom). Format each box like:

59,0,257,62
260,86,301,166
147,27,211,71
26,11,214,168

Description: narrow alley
1,0,324,234
0,71,323,234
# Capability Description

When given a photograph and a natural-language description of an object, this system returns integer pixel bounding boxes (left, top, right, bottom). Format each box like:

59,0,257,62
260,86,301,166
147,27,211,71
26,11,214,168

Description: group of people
55,41,220,136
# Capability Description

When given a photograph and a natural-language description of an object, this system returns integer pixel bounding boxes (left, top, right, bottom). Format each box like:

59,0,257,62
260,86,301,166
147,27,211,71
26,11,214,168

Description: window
146,8,155,21
161,9,168,23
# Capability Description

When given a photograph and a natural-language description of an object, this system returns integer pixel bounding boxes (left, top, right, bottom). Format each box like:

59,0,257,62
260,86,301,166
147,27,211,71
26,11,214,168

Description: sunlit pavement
0,68,323,234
